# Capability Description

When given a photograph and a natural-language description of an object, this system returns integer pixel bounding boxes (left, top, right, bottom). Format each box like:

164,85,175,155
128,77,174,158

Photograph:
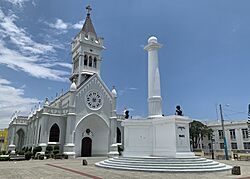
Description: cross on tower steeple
86,5,92,16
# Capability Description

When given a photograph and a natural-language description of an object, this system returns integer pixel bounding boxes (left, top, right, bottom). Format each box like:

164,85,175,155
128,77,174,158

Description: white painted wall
122,115,194,158
75,114,109,157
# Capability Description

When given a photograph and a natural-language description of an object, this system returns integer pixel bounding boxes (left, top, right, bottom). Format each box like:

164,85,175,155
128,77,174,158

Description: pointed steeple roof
82,5,97,38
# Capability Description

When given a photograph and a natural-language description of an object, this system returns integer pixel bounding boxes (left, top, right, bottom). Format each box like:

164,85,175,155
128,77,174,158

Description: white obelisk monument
96,35,231,172
144,36,163,118
122,36,194,157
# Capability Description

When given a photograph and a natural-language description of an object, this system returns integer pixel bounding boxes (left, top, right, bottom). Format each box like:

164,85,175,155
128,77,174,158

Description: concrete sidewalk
0,157,249,179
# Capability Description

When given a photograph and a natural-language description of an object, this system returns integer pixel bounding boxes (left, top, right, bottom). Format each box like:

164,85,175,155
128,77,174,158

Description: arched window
16,129,25,150
89,56,92,67
74,58,79,70
93,57,97,68
49,123,60,142
84,55,88,66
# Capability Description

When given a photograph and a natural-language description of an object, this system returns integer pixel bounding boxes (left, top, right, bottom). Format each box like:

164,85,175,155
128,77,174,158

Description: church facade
7,7,124,157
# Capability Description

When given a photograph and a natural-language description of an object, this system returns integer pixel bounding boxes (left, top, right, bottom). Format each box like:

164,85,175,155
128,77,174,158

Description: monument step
104,160,218,167
116,156,206,161
95,157,232,172
109,157,209,164
96,162,231,172
98,162,225,170
101,161,224,169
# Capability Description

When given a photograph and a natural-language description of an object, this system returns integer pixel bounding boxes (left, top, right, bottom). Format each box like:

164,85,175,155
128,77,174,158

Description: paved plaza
0,157,249,179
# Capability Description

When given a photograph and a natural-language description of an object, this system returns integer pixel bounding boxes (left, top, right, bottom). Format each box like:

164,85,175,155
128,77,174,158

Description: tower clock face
85,90,103,110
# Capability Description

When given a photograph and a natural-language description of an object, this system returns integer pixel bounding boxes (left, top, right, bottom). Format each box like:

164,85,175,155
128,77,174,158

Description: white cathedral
7,7,124,158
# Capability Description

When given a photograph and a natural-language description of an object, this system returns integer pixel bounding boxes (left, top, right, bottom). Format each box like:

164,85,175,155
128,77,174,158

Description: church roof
77,73,114,102
81,6,97,38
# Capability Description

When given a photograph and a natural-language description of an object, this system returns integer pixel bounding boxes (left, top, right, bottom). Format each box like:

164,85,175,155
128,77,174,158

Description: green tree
189,120,213,150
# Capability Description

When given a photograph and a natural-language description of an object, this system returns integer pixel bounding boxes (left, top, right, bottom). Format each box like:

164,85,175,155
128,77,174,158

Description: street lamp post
219,104,229,160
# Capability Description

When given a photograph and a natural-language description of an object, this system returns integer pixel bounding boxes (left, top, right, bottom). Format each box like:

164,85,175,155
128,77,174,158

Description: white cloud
0,78,11,85
47,18,85,32
0,42,70,81
4,0,36,7
118,87,138,96
0,9,71,82
48,18,69,30
41,62,72,69
0,9,55,55
4,0,29,7
0,77,39,128
128,87,138,90
72,20,85,29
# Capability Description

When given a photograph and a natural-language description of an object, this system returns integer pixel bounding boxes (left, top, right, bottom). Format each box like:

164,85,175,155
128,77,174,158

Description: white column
64,83,77,158
38,114,49,154
107,87,119,157
111,87,117,144
9,126,16,154
144,36,163,118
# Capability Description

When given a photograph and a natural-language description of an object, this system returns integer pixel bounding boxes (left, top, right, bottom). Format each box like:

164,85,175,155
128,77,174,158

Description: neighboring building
248,120,250,138
0,128,8,151
201,120,250,153
7,7,124,157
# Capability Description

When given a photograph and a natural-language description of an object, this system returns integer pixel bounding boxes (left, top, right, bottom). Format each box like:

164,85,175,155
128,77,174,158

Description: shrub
2,151,6,155
37,146,42,152
46,145,53,152
22,147,25,151
63,154,68,159
25,151,32,160
0,156,10,161
33,146,42,156
53,150,60,155
53,145,60,151
50,154,54,159
45,154,51,159
0,151,2,155
18,151,25,155
39,155,44,160
54,154,62,159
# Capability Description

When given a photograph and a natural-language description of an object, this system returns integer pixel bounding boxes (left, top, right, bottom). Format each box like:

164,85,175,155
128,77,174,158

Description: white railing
117,114,125,120
45,107,68,115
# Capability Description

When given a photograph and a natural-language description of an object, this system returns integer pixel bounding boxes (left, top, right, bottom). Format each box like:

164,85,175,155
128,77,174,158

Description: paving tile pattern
0,157,249,179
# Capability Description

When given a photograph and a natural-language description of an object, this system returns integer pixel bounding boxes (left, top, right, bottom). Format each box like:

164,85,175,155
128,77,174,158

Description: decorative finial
86,5,92,16
44,97,49,106
70,78,77,91
111,85,117,97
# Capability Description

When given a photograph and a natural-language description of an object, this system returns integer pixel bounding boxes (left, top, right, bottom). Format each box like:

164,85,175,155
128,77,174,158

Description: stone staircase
95,156,232,172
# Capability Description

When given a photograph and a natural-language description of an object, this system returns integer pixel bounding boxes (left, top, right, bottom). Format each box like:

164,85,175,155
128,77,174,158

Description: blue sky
0,0,250,128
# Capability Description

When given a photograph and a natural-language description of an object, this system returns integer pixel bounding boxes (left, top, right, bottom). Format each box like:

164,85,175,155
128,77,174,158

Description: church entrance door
81,137,92,157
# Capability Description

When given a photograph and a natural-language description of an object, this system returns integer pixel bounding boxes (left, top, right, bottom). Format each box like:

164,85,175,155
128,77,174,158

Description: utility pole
219,104,229,160
211,135,215,160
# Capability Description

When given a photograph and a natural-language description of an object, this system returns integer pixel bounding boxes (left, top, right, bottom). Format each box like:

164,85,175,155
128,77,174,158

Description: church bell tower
70,5,104,86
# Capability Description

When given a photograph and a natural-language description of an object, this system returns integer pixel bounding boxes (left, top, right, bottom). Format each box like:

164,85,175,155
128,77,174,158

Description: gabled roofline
77,73,113,100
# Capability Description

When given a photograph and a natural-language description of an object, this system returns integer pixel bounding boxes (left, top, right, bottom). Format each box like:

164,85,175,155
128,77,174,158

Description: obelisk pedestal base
122,115,194,158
